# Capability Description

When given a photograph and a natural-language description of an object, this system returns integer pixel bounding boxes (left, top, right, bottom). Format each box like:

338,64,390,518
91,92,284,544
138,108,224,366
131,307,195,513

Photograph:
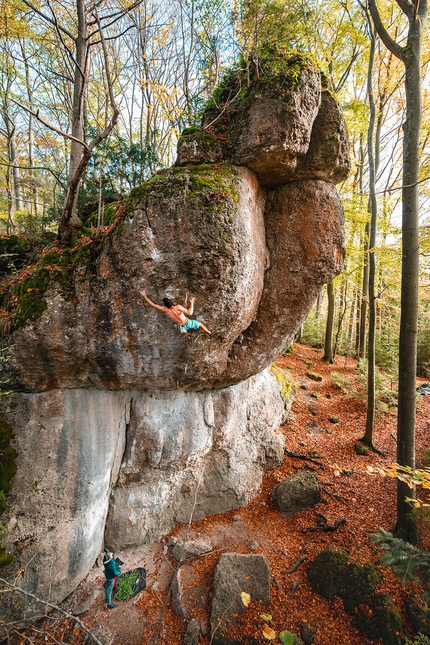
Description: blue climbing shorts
175,318,200,333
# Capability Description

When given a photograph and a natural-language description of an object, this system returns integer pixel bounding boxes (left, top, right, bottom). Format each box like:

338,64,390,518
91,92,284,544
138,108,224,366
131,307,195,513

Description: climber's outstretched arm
181,297,194,317
142,292,165,312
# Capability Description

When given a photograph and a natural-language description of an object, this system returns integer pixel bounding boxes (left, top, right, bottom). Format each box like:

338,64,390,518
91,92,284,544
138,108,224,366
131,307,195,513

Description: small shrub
307,372,322,382
328,416,339,424
331,371,355,395
404,635,430,645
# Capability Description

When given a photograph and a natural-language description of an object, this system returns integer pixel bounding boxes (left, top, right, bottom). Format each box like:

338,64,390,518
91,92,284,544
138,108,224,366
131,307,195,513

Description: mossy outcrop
176,128,222,165
354,594,403,645
200,49,349,186
406,594,430,638
339,561,383,613
308,549,402,645
307,548,350,600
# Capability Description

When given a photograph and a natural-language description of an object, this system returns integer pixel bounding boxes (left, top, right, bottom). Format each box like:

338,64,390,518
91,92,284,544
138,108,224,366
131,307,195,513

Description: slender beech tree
323,281,335,363
361,9,378,448
368,0,428,542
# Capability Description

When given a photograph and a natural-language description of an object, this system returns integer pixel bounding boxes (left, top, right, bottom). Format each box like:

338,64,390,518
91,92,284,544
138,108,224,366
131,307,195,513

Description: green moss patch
177,128,222,160
340,562,383,613
307,372,323,382
0,551,14,567
128,164,239,207
0,234,55,278
354,594,403,645
0,241,94,333
271,363,296,402
84,199,126,229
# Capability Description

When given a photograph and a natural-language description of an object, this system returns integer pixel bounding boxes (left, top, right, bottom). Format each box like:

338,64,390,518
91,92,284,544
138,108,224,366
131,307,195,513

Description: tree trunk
58,0,87,245
314,289,323,321
395,42,422,544
368,0,428,543
21,39,38,216
362,15,377,448
323,282,335,363
358,220,370,360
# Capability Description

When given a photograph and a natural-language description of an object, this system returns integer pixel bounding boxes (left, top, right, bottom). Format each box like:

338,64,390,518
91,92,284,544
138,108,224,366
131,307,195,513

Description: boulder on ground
271,471,321,514
172,539,212,563
339,561,382,614
307,548,350,600
184,619,200,645
354,594,403,645
406,593,430,638
210,553,270,644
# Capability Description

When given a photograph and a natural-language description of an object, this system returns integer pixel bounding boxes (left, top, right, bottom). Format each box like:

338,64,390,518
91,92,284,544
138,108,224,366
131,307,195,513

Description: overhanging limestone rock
105,368,286,549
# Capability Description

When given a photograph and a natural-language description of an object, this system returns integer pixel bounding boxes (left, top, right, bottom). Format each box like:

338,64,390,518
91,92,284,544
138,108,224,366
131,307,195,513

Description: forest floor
6,344,430,645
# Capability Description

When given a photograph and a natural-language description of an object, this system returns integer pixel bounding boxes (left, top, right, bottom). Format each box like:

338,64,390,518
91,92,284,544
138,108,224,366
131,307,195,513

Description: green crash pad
114,567,146,601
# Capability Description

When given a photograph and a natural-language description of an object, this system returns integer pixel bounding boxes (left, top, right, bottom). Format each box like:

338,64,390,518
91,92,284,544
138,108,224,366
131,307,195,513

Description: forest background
0,0,429,392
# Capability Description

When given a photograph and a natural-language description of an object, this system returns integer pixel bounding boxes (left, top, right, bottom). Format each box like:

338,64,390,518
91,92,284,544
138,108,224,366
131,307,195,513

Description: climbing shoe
107,603,117,610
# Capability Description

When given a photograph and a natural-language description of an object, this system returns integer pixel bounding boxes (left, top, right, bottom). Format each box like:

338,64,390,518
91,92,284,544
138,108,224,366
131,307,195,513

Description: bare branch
20,0,76,42
367,0,405,61
87,0,144,29
92,10,120,123
0,161,66,189
10,99,89,150
0,578,103,645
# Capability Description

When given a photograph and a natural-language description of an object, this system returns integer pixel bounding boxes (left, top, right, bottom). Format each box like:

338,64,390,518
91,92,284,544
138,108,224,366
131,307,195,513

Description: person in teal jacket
103,552,121,609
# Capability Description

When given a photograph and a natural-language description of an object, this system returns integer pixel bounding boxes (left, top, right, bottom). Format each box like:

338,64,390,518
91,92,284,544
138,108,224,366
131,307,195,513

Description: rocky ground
5,343,430,645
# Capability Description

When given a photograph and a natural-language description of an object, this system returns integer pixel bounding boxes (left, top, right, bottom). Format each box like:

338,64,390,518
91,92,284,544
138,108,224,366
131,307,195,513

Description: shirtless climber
142,292,212,335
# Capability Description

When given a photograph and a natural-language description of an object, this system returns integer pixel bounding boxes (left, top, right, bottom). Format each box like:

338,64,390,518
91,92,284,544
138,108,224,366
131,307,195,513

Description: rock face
0,389,129,625
0,48,349,631
0,368,286,630
105,369,287,549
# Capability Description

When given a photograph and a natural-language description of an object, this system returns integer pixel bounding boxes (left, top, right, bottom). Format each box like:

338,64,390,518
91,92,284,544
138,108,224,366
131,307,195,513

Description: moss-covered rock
0,234,54,279
84,199,125,229
0,242,94,333
354,441,368,455
339,561,383,613
406,594,430,638
354,594,403,645
128,164,238,207
201,49,321,186
177,128,222,166
307,548,350,600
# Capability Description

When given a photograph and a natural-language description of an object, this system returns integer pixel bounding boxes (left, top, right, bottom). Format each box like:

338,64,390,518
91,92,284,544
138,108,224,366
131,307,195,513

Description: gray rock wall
0,369,289,630
105,368,287,549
